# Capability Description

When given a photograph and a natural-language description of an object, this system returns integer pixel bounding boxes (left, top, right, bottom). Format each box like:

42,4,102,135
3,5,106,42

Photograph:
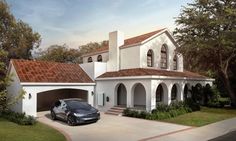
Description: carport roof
11,59,94,83
98,68,209,79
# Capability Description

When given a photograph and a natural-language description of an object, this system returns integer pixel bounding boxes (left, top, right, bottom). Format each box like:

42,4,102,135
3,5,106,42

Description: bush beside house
123,101,198,120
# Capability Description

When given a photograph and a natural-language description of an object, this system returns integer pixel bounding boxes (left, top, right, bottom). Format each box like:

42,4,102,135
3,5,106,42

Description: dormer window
161,44,168,69
147,49,153,67
88,57,93,63
173,54,177,70
97,55,103,62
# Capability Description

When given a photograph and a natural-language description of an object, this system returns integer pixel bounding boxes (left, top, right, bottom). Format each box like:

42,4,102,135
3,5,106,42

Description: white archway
132,83,146,109
155,83,168,107
114,83,127,106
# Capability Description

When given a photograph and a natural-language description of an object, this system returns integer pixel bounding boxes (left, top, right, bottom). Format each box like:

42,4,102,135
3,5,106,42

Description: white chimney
107,30,124,71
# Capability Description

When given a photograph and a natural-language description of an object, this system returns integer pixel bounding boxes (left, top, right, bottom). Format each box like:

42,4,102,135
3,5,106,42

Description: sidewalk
145,117,236,141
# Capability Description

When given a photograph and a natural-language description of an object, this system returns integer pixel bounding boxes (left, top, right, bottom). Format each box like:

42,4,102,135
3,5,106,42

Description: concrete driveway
37,111,191,141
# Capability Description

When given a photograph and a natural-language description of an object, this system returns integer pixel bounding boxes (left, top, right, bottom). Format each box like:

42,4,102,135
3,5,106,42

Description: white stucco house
7,28,214,117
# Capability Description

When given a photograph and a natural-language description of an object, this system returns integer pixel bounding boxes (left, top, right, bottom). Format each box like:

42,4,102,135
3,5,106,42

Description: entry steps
105,106,126,116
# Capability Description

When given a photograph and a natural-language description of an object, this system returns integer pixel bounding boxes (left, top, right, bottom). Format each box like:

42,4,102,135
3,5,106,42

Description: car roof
60,98,85,102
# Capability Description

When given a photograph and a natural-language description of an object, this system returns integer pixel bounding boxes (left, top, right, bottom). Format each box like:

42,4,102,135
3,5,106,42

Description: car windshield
65,100,91,110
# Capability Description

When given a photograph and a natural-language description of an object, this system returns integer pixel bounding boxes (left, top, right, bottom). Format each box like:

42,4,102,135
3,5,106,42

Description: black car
50,98,100,126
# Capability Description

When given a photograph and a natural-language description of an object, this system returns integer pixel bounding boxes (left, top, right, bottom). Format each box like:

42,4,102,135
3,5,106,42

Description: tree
0,0,41,61
37,44,81,63
0,49,25,112
174,0,236,105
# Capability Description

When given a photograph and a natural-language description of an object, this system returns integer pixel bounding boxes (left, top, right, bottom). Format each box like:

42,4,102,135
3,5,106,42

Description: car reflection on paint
50,98,100,126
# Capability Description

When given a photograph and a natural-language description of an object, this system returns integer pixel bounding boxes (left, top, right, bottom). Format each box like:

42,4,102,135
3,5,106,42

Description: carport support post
126,88,133,108
146,83,152,112
177,84,184,101
164,85,172,105
150,81,156,111
88,90,94,106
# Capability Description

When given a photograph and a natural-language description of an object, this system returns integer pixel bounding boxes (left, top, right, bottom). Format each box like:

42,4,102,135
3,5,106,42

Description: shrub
1,110,36,125
124,101,198,120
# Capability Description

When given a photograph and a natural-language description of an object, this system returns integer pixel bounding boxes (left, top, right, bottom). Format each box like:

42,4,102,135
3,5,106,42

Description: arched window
171,84,177,100
156,85,163,102
97,55,102,62
161,44,168,69
88,57,93,63
173,54,177,70
147,49,153,67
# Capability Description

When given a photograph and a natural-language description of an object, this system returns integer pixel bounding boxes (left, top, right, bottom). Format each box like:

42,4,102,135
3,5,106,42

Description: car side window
55,101,61,107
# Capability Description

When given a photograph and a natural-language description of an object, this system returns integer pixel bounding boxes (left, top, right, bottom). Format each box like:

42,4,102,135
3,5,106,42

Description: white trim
141,29,167,45
20,82,96,86
96,75,215,81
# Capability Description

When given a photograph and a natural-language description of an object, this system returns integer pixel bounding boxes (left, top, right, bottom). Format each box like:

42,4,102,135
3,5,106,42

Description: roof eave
96,75,214,81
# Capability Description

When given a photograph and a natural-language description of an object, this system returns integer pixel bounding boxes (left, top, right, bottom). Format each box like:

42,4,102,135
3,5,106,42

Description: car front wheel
51,110,57,120
67,115,76,126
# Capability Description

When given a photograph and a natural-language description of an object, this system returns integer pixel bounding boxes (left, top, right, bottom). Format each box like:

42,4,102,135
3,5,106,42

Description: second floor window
161,44,168,69
173,55,177,70
88,57,93,63
97,55,102,62
147,49,153,67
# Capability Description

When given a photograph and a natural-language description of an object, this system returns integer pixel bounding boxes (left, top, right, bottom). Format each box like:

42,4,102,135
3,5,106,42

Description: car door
54,100,67,120
60,100,68,120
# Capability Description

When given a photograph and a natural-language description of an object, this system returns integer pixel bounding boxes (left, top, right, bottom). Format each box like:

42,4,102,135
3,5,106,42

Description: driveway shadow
43,113,98,126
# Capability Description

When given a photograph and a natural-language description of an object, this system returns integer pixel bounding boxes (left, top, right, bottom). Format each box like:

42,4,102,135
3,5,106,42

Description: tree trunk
221,71,236,107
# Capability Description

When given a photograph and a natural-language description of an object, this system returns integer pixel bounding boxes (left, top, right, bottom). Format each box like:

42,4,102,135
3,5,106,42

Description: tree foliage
0,0,41,61
174,0,236,105
37,40,108,63
78,40,108,54
37,44,81,63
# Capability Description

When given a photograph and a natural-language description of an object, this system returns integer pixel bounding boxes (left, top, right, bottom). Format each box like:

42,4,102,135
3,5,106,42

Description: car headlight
97,111,100,114
73,113,84,117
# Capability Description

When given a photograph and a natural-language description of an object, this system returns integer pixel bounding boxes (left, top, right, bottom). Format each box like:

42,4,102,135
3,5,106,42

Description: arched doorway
156,84,164,103
132,83,146,109
116,83,127,106
184,83,191,100
171,84,180,102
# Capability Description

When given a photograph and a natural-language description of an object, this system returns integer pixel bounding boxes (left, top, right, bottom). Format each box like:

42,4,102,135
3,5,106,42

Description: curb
38,121,72,141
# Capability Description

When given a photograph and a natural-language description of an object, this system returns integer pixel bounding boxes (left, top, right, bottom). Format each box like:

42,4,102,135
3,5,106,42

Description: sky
6,0,193,50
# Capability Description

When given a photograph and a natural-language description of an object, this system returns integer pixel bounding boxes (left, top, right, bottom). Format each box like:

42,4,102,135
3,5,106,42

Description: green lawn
0,118,66,141
163,107,236,127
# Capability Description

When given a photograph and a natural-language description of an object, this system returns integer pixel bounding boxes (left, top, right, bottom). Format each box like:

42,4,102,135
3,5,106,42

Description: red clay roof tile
83,28,166,56
98,68,208,79
11,59,94,83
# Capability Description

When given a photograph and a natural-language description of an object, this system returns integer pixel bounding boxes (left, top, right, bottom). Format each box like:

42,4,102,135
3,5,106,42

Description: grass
163,107,236,127
0,118,66,141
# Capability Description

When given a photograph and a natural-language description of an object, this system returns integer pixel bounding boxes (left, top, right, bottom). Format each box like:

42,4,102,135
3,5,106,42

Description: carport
22,83,95,117
37,88,88,111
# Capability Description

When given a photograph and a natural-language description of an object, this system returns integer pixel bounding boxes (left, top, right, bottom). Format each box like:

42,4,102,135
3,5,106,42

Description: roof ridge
82,28,166,57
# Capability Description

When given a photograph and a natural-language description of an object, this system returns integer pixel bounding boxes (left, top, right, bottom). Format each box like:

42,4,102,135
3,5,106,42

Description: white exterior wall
6,65,23,113
82,52,109,63
17,83,94,117
80,62,107,80
140,33,176,70
140,31,183,71
120,45,141,69
107,31,124,71
96,76,213,112
95,79,152,112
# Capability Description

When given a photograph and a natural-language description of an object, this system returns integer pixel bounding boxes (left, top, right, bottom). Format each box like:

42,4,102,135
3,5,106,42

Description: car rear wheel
67,115,76,126
51,111,57,120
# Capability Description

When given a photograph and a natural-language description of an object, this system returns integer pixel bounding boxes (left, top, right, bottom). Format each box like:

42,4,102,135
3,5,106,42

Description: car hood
72,107,97,114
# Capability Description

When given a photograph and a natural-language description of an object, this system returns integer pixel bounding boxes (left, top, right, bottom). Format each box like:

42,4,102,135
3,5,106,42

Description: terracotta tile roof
83,28,166,56
98,68,208,79
122,28,166,48
11,59,94,83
